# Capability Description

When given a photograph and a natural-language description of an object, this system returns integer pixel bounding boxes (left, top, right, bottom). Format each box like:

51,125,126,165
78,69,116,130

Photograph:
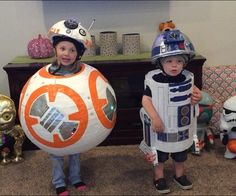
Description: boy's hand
191,86,202,105
144,152,157,163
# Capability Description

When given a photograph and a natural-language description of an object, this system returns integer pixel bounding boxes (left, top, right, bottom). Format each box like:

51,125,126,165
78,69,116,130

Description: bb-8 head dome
48,19,93,60
48,18,92,49
19,63,117,156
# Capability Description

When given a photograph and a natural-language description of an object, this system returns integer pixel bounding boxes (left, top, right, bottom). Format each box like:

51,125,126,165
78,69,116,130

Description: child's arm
142,95,164,132
191,85,202,105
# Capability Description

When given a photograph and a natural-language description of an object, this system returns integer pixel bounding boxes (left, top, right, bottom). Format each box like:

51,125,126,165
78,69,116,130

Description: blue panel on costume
170,83,192,93
178,104,191,127
144,113,151,146
178,129,189,141
151,46,160,57
171,94,191,102
163,30,185,44
157,132,167,142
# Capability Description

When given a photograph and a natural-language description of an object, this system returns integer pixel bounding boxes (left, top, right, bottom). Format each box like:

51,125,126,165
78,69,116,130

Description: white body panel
140,69,197,153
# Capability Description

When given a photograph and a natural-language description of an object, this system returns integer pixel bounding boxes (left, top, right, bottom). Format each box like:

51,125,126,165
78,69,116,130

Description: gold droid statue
0,94,25,165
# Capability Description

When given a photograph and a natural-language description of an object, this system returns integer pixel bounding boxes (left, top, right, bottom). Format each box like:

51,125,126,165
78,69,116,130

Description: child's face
161,55,185,76
55,41,78,66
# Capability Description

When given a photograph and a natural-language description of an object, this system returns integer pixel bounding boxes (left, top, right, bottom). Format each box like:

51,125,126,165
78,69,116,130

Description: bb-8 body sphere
19,19,117,156
220,95,236,159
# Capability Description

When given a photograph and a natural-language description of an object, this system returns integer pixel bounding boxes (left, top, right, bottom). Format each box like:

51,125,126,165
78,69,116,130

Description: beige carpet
0,139,236,195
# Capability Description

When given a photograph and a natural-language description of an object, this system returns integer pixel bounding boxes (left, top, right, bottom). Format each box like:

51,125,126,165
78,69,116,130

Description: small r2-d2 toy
139,69,199,165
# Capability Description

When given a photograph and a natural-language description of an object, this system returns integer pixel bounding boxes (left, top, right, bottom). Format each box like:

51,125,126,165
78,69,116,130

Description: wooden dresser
3,54,206,150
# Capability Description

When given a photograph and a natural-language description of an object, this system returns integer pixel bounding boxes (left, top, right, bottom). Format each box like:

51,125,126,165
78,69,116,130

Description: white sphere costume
140,30,198,156
19,19,117,156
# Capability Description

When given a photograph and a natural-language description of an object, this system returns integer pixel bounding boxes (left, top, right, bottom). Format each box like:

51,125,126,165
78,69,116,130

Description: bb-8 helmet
151,29,195,66
48,19,92,59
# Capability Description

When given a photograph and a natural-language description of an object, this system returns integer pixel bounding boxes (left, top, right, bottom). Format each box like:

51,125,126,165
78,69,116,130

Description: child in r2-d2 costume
139,29,202,194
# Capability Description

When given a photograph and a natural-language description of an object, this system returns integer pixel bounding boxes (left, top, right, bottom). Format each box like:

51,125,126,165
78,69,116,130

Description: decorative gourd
159,20,176,32
227,139,236,154
27,34,54,59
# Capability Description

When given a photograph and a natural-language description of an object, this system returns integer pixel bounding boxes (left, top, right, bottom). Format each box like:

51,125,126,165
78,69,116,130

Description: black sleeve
143,85,152,97
222,133,229,145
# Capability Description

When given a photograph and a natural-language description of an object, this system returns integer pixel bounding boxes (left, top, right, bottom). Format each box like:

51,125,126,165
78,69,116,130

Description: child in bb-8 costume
141,29,202,194
47,19,91,196
20,18,116,196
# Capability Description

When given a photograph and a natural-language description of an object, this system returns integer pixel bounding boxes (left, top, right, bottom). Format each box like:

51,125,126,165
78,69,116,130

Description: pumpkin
227,139,236,153
159,20,176,32
27,34,54,59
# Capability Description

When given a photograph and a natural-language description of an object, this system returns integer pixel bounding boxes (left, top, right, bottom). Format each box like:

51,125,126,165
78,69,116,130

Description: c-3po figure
0,94,25,165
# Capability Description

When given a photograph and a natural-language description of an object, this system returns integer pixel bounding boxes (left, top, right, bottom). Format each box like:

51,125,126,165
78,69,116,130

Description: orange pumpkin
159,20,176,32
227,139,236,153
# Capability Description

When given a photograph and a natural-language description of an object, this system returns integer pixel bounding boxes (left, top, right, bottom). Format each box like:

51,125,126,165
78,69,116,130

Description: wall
0,1,235,97
169,1,236,67
0,1,45,96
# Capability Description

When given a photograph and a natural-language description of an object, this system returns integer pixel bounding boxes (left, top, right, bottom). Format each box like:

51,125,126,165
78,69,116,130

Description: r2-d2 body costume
140,69,197,153
139,29,199,161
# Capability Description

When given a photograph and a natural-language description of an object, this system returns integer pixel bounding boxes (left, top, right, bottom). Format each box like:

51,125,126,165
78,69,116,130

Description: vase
100,31,117,56
122,33,140,55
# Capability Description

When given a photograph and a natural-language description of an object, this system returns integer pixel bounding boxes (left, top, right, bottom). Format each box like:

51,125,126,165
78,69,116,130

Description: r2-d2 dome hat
151,29,195,67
